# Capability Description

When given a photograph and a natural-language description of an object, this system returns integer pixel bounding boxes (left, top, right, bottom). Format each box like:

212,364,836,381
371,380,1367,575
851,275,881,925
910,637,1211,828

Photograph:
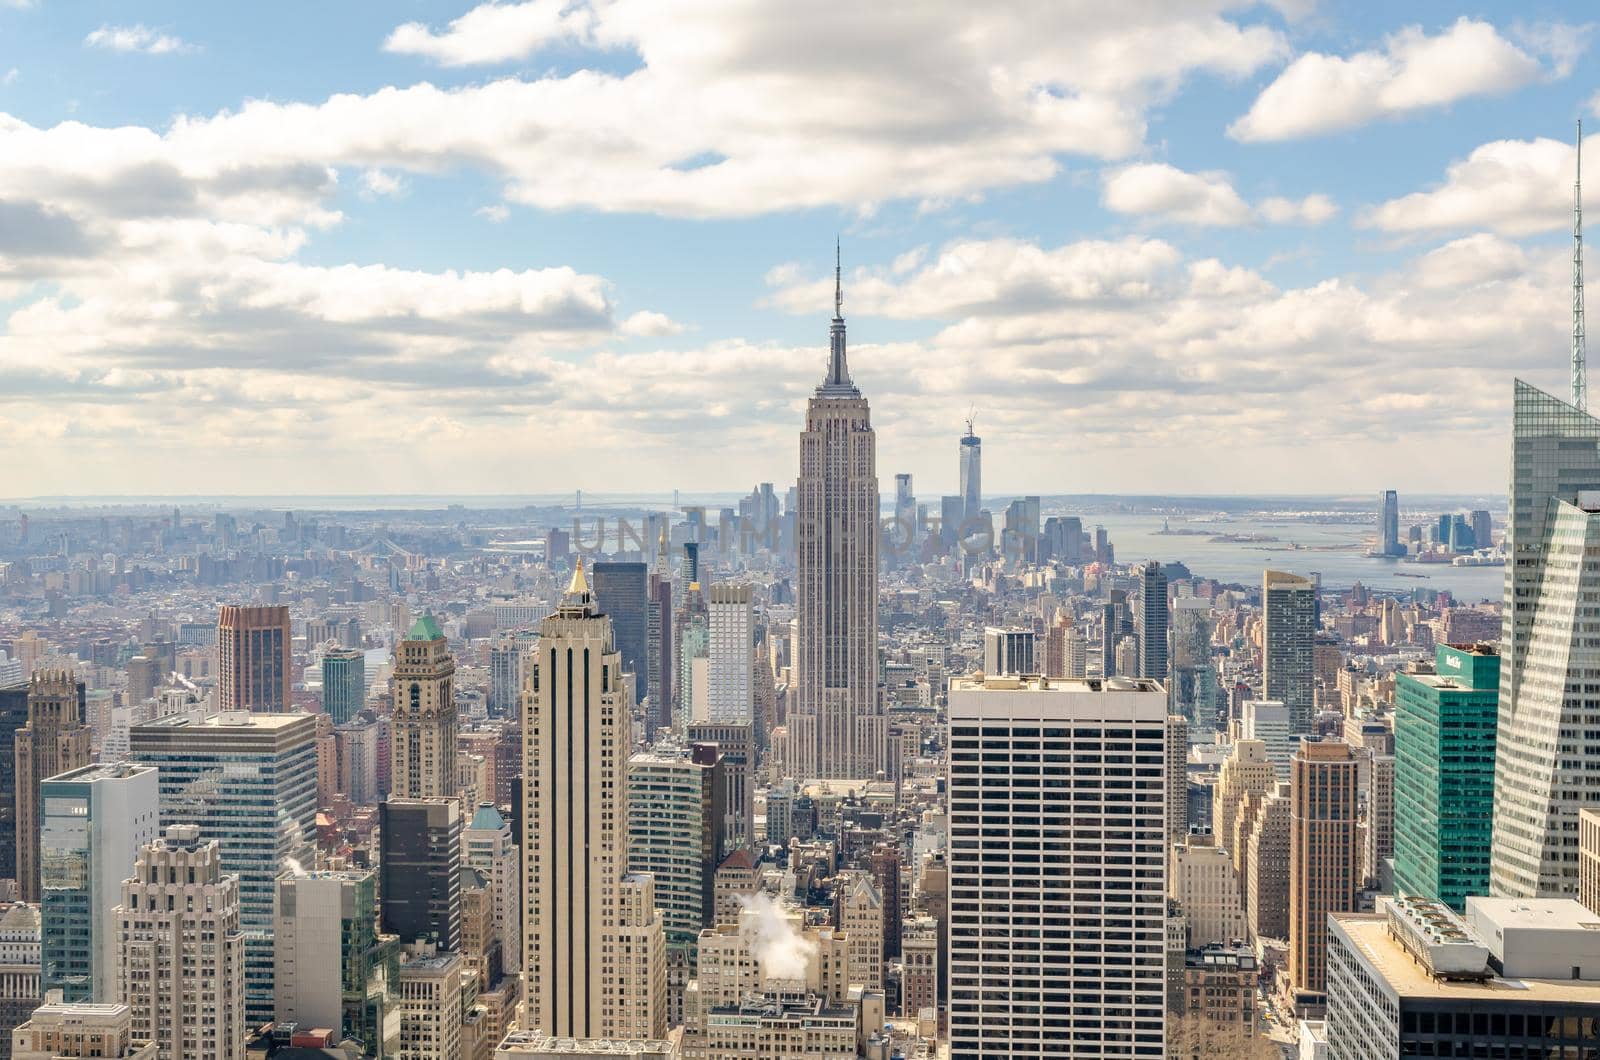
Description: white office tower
982,627,1036,677
1492,381,1600,897
114,825,245,1060
947,674,1168,1058
790,263,885,781
706,584,755,723
1240,700,1294,779
522,561,666,1040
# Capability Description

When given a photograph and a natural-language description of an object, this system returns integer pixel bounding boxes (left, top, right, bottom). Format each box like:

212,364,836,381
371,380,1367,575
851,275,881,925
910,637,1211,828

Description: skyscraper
274,869,400,1058
14,671,91,902
592,561,649,705
947,674,1167,1057
0,683,28,885
321,647,365,725
892,473,916,556
1170,598,1217,734
1288,739,1359,1003
1133,560,1169,682
216,604,291,713
39,764,158,1003
115,825,245,1060
647,529,673,729
390,613,457,801
1492,381,1600,898
1378,490,1403,556
627,748,724,1019
379,797,462,952
706,583,754,724
959,419,981,528
522,561,666,1040
488,634,524,719
127,711,317,1026
1262,571,1317,734
1394,643,1498,911
791,259,884,781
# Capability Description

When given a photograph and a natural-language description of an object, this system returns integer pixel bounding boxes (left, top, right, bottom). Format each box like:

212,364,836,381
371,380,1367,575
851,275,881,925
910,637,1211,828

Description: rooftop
950,674,1166,694
494,1033,675,1056
1334,914,1600,1003
406,612,445,642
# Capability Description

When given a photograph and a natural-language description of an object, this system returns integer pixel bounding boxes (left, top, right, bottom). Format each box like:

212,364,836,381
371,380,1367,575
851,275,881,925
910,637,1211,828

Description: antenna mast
1576,119,1587,410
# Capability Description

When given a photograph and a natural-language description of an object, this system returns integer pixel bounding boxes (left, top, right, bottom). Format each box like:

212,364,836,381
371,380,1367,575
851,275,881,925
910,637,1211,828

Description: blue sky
0,1,1595,497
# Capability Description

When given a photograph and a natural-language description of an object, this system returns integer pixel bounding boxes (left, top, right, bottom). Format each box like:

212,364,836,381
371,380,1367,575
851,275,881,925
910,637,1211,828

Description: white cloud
384,0,595,67
1102,163,1253,226
1258,193,1337,224
476,204,510,223
360,168,405,199
1099,163,1334,227
1230,18,1551,142
84,24,192,56
620,310,685,336
2,68,17,86
1364,134,1591,236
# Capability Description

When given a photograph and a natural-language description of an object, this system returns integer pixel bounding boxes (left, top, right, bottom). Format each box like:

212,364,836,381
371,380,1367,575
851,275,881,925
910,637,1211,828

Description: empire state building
790,249,886,780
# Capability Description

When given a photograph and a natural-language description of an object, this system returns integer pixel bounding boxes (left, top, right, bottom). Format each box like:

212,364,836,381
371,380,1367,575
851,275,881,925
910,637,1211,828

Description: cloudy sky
0,1,1594,498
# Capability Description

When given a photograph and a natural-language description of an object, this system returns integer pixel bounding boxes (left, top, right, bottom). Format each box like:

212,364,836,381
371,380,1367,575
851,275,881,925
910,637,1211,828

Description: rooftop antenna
965,405,977,438
834,235,843,319
1575,118,1587,411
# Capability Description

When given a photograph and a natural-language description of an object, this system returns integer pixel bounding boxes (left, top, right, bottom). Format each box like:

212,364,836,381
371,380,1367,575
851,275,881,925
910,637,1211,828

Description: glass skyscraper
1393,643,1498,911
320,647,365,725
592,561,648,704
1491,380,1600,897
128,711,318,1025
38,763,159,1002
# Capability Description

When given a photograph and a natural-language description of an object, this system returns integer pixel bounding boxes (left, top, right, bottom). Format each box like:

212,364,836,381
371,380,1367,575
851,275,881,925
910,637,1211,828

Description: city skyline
0,2,1596,495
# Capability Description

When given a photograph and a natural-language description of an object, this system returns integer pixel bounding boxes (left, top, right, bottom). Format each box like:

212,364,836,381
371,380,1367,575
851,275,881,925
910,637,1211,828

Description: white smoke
283,857,309,877
737,892,817,983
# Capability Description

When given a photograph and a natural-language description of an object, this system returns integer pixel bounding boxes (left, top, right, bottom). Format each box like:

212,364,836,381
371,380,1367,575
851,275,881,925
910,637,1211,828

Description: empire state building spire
820,238,858,396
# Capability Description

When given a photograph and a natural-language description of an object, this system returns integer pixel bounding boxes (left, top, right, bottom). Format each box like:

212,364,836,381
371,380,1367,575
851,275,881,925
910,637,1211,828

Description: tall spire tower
1575,119,1587,411
791,243,884,780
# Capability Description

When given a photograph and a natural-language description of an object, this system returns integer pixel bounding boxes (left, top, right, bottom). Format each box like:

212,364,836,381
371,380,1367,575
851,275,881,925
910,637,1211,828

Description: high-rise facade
1492,381,1600,898
0,683,28,885
1133,560,1169,682
626,748,723,1013
790,276,884,781
39,764,159,1003
115,825,245,1060
1377,490,1403,556
321,647,365,725
686,722,755,852
592,561,648,705
647,541,673,729
1394,644,1498,910
1165,715,1189,854
274,870,400,1058
1170,598,1216,733
127,711,317,1026
947,674,1167,1058
522,561,666,1040
390,614,457,801
379,797,462,952
463,803,520,978
982,627,1035,677
959,423,981,529
1262,571,1317,734
706,584,754,724
216,605,291,713
14,671,91,902
488,635,525,719
1287,739,1359,1002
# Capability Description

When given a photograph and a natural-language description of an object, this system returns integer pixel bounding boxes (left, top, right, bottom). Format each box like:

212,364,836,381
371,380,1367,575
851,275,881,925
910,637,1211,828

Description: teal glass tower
1394,643,1499,911
321,648,365,725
